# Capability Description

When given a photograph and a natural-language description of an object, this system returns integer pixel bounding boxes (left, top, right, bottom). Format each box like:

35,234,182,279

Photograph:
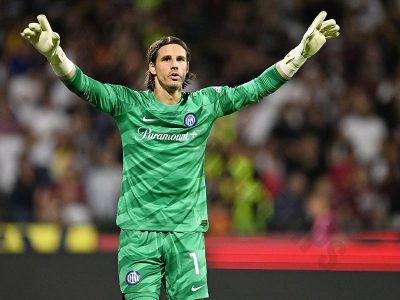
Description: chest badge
184,113,197,127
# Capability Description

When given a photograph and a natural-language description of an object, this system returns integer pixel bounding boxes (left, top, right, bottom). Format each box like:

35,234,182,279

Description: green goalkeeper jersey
63,65,286,232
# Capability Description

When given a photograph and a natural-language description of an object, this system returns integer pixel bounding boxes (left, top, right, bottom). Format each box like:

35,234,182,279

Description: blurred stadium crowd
0,0,399,238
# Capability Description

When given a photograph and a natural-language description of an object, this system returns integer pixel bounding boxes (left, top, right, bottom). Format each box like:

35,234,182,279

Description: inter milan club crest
126,271,140,286
184,113,196,127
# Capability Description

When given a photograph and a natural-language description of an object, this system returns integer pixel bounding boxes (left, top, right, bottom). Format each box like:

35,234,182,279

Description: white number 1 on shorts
189,252,200,275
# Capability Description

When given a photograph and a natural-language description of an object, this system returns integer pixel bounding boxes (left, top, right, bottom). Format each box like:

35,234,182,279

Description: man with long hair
21,11,339,300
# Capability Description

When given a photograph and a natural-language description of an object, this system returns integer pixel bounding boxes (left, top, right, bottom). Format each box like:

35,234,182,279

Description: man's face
149,44,189,92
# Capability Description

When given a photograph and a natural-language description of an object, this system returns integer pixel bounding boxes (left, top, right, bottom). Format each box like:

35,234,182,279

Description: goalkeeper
21,11,339,300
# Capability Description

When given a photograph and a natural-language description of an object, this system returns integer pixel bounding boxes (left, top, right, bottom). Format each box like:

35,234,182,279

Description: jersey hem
117,224,208,233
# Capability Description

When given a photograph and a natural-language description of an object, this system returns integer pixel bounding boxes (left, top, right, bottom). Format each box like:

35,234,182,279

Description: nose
171,59,179,69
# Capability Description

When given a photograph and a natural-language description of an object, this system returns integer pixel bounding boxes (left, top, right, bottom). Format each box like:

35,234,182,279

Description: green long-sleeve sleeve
62,66,138,117
200,64,288,117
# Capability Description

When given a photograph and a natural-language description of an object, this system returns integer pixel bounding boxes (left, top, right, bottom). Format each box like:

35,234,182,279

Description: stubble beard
157,74,185,93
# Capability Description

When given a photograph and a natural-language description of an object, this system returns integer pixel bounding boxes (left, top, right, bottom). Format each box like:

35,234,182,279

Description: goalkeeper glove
278,11,340,78
20,15,74,77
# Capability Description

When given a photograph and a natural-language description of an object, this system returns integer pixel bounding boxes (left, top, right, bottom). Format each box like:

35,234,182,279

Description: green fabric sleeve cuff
252,64,288,98
61,65,81,89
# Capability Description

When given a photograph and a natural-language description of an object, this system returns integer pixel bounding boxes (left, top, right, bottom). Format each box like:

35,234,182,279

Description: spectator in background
33,184,59,222
84,147,121,230
208,200,232,236
305,177,337,245
228,153,273,234
0,92,25,217
56,166,92,225
8,154,36,221
24,89,70,183
339,86,387,165
50,130,92,225
287,131,325,184
256,139,285,198
350,165,387,230
306,190,336,245
273,172,308,231
378,139,400,230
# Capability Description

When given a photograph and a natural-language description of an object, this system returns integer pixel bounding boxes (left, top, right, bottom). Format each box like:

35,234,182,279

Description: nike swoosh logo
191,284,205,292
143,116,159,122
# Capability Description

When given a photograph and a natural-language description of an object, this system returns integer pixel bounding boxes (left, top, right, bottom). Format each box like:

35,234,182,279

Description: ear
149,62,156,75
184,61,189,79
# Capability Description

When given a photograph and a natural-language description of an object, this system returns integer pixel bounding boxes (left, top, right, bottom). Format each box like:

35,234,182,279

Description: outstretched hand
20,15,61,62
277,11,340,78
300,11,340,58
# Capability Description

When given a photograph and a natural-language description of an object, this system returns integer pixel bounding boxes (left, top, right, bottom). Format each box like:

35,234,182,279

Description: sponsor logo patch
126,271,140,286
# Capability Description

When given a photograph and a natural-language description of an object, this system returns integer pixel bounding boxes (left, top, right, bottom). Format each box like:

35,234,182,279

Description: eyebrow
160,55,186,61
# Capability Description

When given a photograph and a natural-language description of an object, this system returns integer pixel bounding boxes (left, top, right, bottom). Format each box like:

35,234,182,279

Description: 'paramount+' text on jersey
63,66,286,232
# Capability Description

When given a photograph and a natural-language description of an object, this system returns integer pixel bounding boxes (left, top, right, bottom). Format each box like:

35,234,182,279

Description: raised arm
206,11,340,117
20,15,137,116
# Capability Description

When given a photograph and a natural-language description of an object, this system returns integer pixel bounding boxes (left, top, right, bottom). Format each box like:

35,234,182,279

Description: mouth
169,72,181,81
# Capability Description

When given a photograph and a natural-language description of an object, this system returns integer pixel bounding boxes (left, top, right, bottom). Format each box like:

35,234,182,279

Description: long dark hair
145,36,195,91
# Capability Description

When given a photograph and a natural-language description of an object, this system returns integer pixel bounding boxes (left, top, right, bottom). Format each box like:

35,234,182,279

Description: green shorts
118,230,209,300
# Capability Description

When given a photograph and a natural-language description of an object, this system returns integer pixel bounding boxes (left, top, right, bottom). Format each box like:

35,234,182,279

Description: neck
153,82,182,105
153,77,183,105
154,88,182,105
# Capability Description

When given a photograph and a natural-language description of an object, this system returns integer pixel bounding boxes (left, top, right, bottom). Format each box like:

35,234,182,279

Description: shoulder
108,85,149,102
194,86,226,95
190,86,227,101
106,84,143,95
